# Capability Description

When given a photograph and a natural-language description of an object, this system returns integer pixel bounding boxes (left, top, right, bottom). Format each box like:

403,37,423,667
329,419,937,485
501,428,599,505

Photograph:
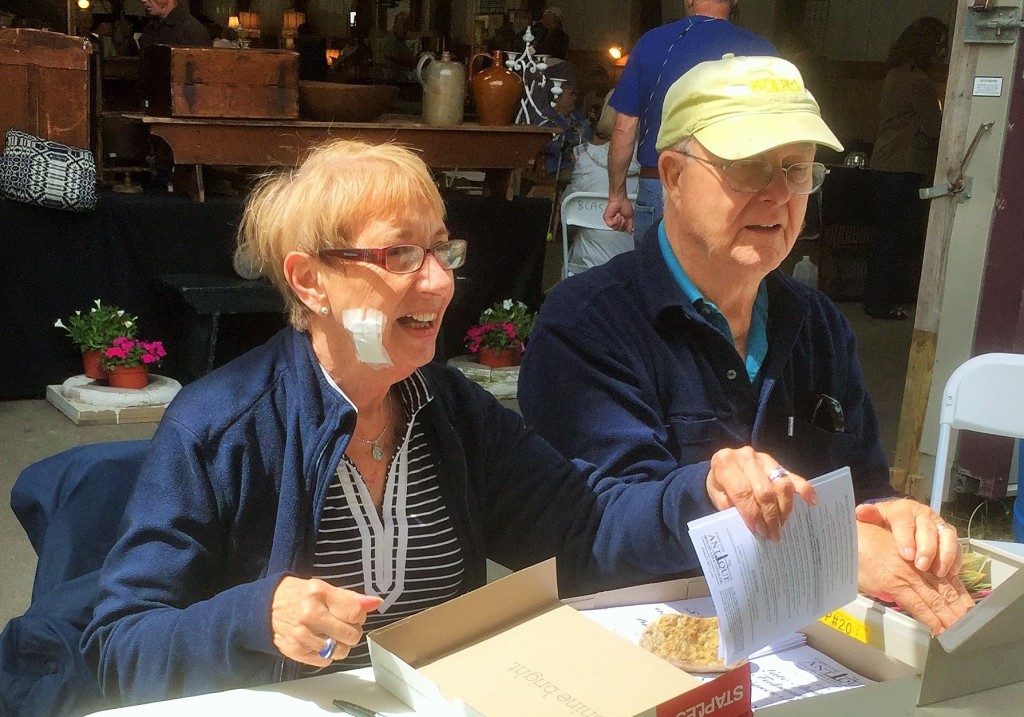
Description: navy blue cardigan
519,234,895,575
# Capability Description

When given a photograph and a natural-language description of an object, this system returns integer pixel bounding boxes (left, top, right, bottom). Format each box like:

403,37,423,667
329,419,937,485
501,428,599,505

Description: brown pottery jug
468,50,523,126
416,51,466,127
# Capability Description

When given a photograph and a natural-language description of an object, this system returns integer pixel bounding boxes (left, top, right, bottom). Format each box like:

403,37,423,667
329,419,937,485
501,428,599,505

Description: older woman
83,140,781,706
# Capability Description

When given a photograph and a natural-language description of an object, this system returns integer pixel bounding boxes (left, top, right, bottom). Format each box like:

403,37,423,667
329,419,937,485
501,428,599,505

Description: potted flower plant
463,299,538,368
54,300,139,379
101,336,167,389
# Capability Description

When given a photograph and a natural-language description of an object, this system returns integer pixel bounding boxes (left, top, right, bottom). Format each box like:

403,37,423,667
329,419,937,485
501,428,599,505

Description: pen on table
333,698,385,717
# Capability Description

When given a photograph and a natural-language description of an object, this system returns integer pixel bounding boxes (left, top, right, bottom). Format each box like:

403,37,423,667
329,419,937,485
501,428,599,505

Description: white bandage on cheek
341,308,394,368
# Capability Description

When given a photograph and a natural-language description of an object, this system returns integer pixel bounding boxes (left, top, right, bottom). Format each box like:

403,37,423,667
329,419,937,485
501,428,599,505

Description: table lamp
238,11,261,47
281,9,305,49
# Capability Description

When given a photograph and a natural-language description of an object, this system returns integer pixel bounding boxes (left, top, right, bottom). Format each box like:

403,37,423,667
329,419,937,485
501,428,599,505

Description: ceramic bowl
297,81,399,123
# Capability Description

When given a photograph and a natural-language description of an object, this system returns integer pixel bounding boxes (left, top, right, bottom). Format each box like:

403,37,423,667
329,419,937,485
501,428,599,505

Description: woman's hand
855,498,962,578
271,576,384,666
705,446,817,542
856,521,974,634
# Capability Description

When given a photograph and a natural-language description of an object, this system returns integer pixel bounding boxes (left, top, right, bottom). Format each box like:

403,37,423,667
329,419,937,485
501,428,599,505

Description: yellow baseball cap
656,54,843,159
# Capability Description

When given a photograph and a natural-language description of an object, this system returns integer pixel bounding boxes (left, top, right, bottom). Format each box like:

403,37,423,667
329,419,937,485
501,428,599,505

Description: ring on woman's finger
319,636,336,660
767,466,789,482
936,522,954,533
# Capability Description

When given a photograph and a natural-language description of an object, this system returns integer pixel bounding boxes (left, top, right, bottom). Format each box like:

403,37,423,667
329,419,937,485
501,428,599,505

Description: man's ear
659,151,686,203
283,251,326,314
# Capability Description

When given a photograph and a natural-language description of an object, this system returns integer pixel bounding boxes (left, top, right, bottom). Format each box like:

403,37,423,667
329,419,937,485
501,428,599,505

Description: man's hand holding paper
704,447,817,543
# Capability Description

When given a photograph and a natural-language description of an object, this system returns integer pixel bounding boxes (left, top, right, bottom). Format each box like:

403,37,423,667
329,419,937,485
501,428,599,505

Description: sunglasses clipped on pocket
811,393,845,433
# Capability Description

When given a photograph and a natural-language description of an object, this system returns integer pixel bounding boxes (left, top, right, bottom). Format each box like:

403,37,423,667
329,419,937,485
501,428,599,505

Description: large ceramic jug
468,50,523,126
416,51,466,127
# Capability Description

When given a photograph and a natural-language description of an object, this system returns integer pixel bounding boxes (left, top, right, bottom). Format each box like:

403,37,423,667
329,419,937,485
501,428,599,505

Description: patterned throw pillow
0,129,97,212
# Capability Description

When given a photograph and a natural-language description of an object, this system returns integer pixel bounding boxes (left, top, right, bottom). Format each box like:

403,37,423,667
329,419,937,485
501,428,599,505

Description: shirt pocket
788,418,858,472
666,415,727,453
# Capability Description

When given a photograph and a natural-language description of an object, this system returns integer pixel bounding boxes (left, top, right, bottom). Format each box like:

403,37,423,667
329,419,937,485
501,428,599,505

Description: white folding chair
559,191,636,280
929,352,1024,514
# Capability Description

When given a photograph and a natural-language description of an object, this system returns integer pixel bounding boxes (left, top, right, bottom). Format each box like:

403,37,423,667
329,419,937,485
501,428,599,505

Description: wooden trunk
0,29,91,151
142,47,299,119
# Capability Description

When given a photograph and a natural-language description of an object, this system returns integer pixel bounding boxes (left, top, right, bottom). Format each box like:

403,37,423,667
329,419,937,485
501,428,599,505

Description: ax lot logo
700,533,732,584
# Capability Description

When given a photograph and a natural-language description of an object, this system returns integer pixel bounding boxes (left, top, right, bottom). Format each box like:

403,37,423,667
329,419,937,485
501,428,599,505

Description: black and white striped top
308,370,465,672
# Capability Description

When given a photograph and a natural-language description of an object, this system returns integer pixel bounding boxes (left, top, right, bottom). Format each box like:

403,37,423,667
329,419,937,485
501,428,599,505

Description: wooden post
891,2,979,493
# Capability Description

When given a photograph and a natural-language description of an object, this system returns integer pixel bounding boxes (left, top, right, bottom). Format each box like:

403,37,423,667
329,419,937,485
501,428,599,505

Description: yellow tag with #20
819,608,869,643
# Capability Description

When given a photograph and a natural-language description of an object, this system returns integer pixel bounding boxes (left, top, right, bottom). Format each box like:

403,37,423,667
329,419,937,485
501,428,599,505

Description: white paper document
687,467,859,665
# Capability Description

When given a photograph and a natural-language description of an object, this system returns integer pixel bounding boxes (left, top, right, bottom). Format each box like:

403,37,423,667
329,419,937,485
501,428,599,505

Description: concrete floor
0,288,919,631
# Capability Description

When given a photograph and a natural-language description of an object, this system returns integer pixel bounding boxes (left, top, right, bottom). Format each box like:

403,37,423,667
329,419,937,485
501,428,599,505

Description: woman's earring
320,306,329,316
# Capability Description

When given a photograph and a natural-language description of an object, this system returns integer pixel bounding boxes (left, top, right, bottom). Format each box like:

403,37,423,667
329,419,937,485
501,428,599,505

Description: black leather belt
639,166,659,179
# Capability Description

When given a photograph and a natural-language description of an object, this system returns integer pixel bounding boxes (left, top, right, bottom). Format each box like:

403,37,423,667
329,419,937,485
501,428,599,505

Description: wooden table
122,113,557,201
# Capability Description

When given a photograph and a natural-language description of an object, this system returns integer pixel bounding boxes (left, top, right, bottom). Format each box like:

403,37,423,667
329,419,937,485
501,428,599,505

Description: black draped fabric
0,192,244,399
0,191,550,399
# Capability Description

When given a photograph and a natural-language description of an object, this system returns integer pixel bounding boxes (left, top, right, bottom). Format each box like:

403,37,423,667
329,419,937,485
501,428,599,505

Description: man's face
142,0,174,19
541,11,559,30
661,140,814,284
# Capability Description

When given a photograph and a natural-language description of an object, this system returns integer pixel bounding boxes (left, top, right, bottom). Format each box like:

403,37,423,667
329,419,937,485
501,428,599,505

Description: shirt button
726,369,737,380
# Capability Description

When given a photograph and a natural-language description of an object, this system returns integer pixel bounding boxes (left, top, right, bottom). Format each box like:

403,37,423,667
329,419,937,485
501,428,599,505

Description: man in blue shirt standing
603,0,774,244
520,55,975,634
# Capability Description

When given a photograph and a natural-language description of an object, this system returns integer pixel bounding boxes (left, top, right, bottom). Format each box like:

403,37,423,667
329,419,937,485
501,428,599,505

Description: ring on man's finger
936,522,954,533
768,466,789,482
319,636,336,660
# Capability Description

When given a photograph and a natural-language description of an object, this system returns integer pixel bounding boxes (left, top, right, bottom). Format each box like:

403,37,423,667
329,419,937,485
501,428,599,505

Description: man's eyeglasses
677,151,828,195
319,239,467,274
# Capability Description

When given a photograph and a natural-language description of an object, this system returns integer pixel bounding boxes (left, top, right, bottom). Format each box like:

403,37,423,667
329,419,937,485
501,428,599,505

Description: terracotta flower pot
82,349,107,379
106,365,150,390
477,346,521,368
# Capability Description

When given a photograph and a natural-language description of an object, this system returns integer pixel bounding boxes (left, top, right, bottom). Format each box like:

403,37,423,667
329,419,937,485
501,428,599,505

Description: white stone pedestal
46,374,182,425
447,355,520,400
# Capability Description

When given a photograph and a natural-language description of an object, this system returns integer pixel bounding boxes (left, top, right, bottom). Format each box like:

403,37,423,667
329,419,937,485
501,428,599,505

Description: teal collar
658,222,769,384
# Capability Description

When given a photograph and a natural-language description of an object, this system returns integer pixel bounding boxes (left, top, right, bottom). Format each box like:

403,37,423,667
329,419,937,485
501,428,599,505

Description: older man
520,55,974,634
604,0,774,244
137,0,211,50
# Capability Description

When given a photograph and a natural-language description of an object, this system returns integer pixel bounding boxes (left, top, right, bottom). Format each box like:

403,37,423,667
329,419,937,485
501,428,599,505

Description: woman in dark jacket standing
864,17,948,320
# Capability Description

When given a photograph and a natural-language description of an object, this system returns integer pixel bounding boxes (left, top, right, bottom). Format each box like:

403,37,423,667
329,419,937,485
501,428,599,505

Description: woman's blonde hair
238,140,445,330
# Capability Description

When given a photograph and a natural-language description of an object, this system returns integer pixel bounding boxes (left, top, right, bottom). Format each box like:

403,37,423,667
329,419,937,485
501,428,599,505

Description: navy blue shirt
609,16,775,167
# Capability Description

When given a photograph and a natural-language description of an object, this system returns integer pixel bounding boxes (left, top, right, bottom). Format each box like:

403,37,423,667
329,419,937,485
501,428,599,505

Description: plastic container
792,255,819,289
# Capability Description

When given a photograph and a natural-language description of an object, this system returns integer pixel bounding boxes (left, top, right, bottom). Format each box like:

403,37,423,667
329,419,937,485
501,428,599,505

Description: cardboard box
142,46,298,119
818,539,1024,671
369,560,753,717
371,541,1024,716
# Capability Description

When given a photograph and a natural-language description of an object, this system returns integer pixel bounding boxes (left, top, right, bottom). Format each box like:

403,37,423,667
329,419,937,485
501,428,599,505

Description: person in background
863,17,948,321
81,139,809,707
563,90,640,276
137,0,211,50
381,11,417,81
487,11,522,54
519,55,974,635
535,80,591,178
530,6,569,60
295,22,329,82
603,0,774,245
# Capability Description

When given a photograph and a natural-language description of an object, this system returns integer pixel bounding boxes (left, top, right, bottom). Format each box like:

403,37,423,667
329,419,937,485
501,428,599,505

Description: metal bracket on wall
964,4,1023,43
920,122,995,203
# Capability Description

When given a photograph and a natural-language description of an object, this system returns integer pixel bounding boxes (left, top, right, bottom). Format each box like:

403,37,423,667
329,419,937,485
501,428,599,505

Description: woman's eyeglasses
319,239,467,274
677,151,828,195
